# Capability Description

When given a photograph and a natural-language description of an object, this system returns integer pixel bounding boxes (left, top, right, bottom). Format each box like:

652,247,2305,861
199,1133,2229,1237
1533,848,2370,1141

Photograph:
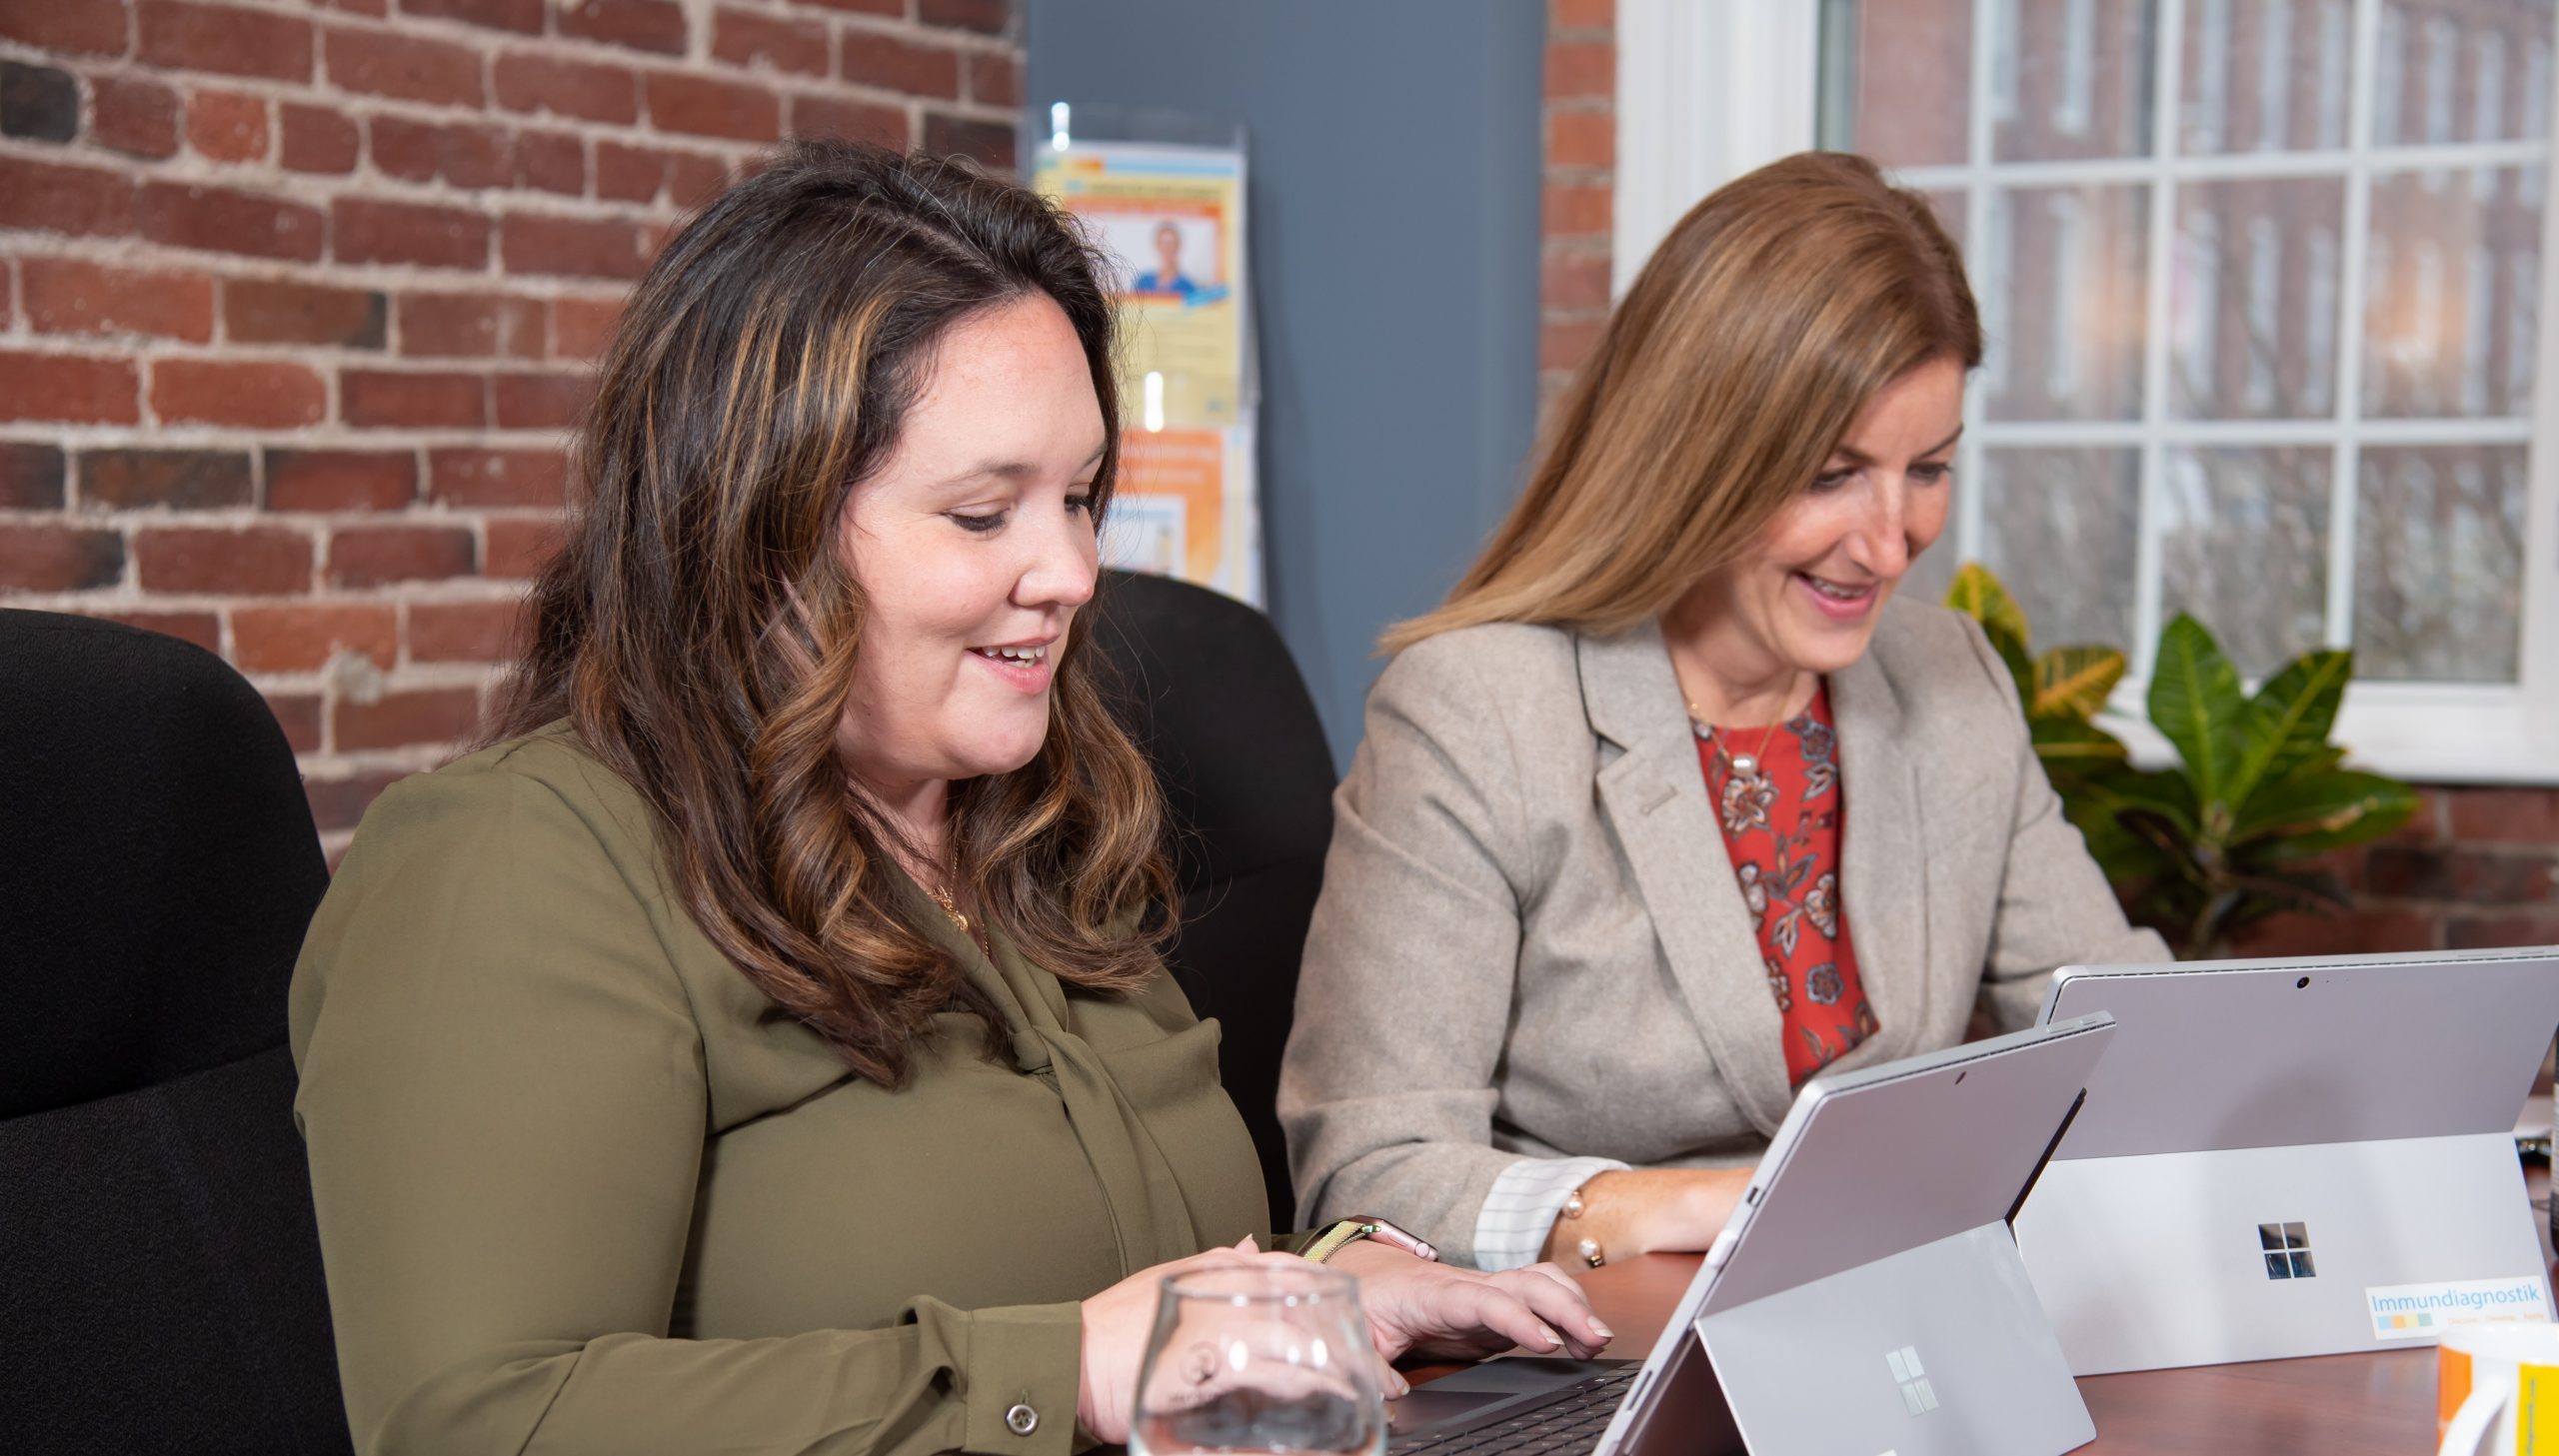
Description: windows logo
2260,1222,2315,1279
1884,1345,1938,1415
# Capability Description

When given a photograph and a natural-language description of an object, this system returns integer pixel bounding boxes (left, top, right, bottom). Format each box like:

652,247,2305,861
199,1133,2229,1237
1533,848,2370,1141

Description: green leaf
2032,716,2131,766
2146,615,2249,809
1945,562,2032,651
2032,646,2127,722
1945,564,2034,705
2231,768,2421,856
2265,742,2348,784
2239,650,2354,788
1985,624,2035,707
2078,767,2202,842
2064,789,2172,883
2214,868,2351,932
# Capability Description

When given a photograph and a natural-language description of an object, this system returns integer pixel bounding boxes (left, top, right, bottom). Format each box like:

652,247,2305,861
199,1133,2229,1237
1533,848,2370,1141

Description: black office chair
1086,571,1336,1231
0,610,353,1456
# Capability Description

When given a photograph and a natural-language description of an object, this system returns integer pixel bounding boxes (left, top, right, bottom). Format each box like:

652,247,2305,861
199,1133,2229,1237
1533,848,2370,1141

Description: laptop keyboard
1389,1366,1638,1455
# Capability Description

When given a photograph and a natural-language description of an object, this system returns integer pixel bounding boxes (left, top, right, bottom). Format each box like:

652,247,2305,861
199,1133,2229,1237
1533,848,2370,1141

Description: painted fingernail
1537,1324,1561,1349
1590,1321,1614,1340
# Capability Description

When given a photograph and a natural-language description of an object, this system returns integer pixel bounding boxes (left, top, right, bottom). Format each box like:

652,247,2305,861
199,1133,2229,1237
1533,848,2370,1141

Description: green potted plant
1944,564,2420,958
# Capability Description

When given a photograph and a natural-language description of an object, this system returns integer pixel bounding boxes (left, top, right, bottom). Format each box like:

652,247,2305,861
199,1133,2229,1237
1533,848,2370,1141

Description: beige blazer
1278,600,2169,1264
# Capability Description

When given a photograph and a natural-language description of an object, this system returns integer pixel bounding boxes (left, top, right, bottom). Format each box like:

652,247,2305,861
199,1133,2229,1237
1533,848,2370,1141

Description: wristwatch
1303,1214,1440,1265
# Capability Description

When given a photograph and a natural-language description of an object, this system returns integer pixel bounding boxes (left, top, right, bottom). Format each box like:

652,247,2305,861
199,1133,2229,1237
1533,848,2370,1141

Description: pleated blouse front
290,726,1268,1456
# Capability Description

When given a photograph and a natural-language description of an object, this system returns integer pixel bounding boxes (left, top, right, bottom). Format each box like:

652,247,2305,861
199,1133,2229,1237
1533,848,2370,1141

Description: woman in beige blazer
290,142,1603,1456
1280,153,2168,1274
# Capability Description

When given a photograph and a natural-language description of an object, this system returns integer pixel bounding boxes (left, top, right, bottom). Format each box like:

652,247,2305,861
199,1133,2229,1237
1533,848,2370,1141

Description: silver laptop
2016,947,2559,1375
1387,1014,2114,1456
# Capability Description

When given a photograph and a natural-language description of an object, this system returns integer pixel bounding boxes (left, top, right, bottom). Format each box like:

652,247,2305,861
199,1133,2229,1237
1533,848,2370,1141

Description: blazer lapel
1578,624,1795,1135
1821,651,1933,1075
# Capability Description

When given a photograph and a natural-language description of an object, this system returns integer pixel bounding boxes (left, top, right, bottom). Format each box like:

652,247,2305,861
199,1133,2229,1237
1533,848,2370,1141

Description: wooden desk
1430,1168,2551,1451
1398,1168,2547,1449
1566,1251,2438,1453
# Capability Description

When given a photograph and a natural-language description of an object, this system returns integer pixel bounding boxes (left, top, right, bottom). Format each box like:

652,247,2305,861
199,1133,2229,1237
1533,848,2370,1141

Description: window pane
2363,166,2546,418
1903,526,1961,613
2182,0,2356,154
1825,0,1972,169
2373,2,2554,148
1925,189,1967,254
2171,178,2347,419
2159,447,2332,677
2354,445,2528,682
1977,447,2142,649
1980,185,2150,421
1992,0,2158,162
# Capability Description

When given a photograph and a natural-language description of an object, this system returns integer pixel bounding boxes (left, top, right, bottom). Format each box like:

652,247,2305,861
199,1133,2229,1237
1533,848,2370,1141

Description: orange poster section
1112,429,1226,587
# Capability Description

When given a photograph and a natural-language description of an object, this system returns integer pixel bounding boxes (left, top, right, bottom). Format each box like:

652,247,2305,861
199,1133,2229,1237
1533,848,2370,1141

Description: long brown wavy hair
495,141,1176,1086
1386,151,1981,651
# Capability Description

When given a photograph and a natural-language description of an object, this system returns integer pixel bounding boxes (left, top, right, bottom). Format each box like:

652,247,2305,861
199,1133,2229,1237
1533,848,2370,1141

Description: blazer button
1004,1403,1040,1436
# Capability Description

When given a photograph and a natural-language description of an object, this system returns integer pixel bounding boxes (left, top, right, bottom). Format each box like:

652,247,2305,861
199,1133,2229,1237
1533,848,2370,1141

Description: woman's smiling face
832,293,1107,805
1685,355,1965,689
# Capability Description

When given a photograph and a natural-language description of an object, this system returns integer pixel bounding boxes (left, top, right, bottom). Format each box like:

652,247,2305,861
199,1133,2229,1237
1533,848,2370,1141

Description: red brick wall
0,0,1022,855
2230,789,2559,959
1539,0,1610,406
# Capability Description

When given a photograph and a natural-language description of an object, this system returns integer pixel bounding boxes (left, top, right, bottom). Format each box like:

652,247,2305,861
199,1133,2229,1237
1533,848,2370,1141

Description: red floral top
1695,686,1879,1085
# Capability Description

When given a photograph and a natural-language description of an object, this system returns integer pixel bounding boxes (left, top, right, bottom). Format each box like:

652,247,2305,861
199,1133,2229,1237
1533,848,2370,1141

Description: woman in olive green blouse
290,142,1606,1456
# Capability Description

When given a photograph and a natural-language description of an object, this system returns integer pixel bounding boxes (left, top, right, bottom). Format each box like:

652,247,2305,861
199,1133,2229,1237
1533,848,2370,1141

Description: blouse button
1004,1402,1040,1436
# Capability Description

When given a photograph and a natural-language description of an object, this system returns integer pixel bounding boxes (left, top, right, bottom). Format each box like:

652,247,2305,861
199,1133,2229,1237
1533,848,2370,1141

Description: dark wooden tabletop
1411,1166,2554,1453
1557,1251,2437,1453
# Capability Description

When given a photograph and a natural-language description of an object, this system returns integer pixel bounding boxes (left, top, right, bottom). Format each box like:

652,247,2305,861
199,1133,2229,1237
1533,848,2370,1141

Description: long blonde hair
1385,151,1981,653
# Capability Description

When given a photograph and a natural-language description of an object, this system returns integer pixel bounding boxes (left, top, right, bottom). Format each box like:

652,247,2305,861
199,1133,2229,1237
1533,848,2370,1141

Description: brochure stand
1028,102,1264,607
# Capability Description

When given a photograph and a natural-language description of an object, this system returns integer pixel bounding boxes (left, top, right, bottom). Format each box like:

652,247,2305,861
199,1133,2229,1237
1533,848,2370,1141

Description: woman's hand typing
1077,1237,1615,1442
1322,1239,1612,1363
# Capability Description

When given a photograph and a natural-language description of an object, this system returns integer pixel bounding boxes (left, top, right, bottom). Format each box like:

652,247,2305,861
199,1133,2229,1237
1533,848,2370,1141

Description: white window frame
1614,0,2559,785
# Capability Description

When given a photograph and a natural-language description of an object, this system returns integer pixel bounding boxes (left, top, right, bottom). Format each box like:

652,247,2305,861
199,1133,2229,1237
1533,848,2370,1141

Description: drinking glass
1131,1261,1386,1456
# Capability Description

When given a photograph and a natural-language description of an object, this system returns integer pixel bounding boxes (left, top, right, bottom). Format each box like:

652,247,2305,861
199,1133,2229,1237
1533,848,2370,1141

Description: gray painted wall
1027,0,1546,769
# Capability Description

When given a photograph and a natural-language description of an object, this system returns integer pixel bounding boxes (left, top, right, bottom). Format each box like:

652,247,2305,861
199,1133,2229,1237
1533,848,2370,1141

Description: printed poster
1035,139,1262,605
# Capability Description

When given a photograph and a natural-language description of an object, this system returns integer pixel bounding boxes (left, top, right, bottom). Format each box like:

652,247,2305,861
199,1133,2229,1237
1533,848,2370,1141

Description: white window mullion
2324,0,2383,651
1969,415,2531,450
2133,0,2189,678
1889,137,2547,194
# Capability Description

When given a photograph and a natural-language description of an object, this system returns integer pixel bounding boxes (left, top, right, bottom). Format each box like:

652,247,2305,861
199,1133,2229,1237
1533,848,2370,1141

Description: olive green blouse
289,726,1270,1456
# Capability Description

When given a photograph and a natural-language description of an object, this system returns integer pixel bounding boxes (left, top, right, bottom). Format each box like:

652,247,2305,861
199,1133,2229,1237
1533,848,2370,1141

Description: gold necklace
1687,702,1787,786
925,843,968,936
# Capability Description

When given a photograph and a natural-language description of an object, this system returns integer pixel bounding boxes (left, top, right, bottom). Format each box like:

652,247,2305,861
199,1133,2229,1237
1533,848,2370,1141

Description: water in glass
1130,1262,1385,1456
